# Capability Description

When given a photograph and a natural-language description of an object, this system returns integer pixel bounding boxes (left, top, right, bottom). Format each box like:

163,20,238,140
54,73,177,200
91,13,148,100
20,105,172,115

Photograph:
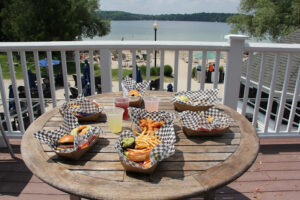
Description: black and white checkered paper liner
121,76,150,97
129,107,176,133
114,128,175,169
33,110,103,153
178,108,233,131
172,89,219,106
59,95,103,116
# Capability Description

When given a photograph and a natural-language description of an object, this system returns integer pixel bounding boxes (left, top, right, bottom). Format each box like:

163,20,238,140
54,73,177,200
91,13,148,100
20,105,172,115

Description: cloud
99,0,240,14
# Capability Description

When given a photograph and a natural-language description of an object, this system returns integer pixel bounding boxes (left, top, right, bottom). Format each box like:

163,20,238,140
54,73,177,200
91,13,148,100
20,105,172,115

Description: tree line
0,0,299,42
97,11,234,23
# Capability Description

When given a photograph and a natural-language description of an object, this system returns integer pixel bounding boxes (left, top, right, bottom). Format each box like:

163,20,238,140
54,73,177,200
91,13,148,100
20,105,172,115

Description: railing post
223,35,248,110
100,49,112,93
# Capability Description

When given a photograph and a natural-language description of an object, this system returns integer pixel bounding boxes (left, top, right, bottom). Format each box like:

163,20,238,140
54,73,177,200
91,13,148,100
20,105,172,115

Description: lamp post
153,21,158,67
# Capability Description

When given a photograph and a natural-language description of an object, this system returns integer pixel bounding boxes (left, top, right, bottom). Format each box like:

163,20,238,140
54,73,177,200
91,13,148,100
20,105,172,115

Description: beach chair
150,78,160,90
70,87,78,99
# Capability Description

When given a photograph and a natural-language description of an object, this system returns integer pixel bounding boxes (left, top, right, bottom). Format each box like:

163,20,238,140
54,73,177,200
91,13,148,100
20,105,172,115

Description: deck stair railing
0,35,300,143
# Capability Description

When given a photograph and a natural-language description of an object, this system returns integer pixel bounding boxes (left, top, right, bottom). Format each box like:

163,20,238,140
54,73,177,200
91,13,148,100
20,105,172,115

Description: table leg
203,190,215,200
69,194,81,200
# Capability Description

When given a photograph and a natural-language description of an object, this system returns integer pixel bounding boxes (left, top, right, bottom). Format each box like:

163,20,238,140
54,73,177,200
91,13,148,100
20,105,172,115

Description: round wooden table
21,91,259,200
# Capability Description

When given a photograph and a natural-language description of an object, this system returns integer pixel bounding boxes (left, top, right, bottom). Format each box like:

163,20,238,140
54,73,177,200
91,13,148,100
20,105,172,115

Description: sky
99,0,241,14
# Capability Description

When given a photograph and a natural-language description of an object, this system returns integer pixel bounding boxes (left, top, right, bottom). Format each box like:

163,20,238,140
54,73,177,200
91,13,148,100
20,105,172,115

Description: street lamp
153,21,158,67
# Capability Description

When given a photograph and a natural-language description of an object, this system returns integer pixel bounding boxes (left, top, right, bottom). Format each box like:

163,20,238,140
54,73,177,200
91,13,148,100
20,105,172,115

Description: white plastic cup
144,96,159,112
106,107,124,133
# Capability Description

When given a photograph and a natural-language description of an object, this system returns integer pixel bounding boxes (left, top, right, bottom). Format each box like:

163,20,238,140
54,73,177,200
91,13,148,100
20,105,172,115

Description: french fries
135,130,161,150
139,118,165,134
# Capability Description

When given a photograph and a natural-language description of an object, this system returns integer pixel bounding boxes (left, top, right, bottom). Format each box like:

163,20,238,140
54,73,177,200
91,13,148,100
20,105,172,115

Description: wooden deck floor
1,138,300,200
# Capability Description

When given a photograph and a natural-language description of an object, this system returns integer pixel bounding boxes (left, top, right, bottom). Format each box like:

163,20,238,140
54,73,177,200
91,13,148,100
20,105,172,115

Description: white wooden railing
0,35,299,142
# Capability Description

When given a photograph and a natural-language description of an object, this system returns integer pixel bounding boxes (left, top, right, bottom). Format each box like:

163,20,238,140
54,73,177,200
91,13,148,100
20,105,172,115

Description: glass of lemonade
144,96,159,112
106,107,124,133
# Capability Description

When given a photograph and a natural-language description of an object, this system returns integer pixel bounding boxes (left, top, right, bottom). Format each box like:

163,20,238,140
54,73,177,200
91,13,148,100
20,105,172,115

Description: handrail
245,42,300,53
0,41,230,51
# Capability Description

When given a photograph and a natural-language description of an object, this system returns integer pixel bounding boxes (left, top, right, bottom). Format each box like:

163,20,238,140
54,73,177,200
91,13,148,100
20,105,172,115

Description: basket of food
178,108,232,137
172,89,219,112
34,110,102,160
59,95,103,122
129,107,176,134
115,123,176,174
121,76,151,107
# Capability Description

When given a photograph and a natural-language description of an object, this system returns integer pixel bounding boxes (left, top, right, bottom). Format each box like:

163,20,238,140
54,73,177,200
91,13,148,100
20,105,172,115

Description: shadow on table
125,171,150,182
175,128,236,145
78,113,107,125
173,124,181,132
47,138,110,166
149,149,185,183
123,150,185,183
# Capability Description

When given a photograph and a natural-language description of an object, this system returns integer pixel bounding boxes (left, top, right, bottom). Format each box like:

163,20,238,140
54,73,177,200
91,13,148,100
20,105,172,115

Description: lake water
86,20,232,42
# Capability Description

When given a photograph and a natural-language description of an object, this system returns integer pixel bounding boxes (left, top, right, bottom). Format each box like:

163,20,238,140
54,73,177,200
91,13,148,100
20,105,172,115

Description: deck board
1,138,300,200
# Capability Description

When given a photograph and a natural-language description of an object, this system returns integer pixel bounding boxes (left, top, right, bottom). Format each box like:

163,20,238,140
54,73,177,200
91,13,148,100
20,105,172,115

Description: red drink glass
114,97,130,120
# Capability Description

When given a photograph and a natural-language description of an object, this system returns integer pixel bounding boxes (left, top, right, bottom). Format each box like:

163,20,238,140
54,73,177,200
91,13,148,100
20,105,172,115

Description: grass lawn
0,53,174,82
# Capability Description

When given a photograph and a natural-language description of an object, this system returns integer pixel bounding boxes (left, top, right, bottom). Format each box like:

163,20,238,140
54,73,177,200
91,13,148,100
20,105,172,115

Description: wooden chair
0,121,15,158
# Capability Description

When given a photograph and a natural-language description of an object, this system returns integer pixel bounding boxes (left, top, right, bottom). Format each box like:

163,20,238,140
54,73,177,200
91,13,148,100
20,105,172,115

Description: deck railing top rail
0,41,230,51
245,42,300,53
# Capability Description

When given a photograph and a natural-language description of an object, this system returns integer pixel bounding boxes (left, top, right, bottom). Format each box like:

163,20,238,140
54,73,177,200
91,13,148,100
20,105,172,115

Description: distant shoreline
98,11,235,23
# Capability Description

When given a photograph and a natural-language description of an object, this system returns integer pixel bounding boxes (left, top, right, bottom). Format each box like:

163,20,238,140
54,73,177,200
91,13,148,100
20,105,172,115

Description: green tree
0,0,9,41
0,0,110,41
227,0,300,41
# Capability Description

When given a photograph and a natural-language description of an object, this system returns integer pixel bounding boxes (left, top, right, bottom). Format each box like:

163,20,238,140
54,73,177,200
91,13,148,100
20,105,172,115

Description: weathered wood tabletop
21,91,259,200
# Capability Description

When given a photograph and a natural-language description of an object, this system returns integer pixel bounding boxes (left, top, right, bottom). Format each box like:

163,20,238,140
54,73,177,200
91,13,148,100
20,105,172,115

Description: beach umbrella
136,65,143,83
27,69,36,89
129,66,143,83
39,58,60,67
8,85,16,111
82,59,90,87
136,69,143,83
